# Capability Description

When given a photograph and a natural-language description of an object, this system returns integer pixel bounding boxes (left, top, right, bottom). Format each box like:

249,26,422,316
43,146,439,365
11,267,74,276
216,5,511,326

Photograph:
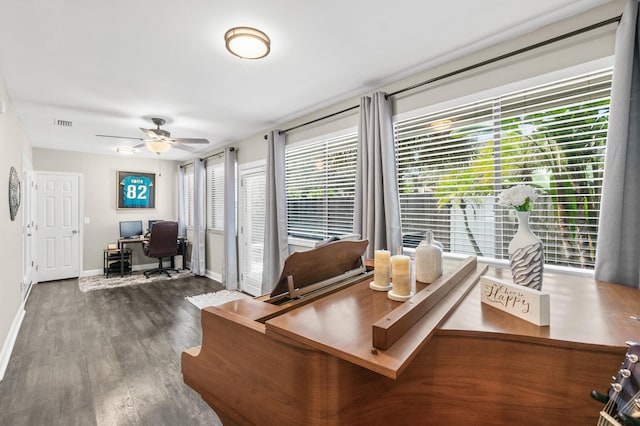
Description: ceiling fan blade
133,143,145,149
140,127,171,139
172,138,209,145
140,127,161,139
172,144,198,152
96,134,143,141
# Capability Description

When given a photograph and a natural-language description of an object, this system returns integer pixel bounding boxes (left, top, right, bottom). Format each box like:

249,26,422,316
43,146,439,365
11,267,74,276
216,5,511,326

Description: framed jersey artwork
117,171,156,209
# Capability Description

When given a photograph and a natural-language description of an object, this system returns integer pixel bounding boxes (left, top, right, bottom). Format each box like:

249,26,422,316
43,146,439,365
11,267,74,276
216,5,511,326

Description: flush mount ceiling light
145,140,172,154
225,27,270,59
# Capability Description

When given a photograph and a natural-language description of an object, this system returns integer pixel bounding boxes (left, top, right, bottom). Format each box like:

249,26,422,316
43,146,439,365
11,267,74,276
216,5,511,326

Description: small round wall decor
8,166,20,221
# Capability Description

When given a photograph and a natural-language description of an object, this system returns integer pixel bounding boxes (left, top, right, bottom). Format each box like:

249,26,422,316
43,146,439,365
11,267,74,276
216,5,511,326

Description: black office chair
143,221,179,278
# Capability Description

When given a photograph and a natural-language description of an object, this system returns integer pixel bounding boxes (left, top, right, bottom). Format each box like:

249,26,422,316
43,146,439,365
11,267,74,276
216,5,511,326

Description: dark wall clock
8,166,20,221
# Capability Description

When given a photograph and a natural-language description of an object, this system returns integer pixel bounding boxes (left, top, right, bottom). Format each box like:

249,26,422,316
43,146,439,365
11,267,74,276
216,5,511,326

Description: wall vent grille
55,119,72,127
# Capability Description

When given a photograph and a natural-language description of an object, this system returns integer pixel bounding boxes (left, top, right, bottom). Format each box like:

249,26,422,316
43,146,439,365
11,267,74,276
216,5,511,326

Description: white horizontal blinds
396,98,495,252
206,162,225,231
286,132,358,240
499,70,611,269
184,164,195,228
395,69,612,269
241,168,266,288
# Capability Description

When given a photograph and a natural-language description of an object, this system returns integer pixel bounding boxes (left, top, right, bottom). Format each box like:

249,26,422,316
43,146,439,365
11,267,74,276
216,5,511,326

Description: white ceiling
0,0,616,160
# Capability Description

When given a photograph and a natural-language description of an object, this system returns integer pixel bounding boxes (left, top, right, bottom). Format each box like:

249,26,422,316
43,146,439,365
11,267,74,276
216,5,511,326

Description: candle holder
370,282,392,291
387,289,414,302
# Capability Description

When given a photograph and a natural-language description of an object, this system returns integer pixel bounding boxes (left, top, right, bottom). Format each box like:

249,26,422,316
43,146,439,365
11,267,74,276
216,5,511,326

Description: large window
395,69,612,269
285,133,358,240
206,162,224,231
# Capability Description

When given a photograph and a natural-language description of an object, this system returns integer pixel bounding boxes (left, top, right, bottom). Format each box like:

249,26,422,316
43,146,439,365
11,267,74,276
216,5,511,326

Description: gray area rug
186,290,253,309
79,270,194,292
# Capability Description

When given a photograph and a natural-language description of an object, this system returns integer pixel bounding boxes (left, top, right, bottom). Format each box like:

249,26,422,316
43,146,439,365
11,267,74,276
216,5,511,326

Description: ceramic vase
508,211,544,291
415,231,443,284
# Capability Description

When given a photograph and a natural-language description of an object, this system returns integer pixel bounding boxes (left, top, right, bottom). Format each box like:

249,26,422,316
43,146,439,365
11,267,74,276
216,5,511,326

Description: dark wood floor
0,275,225,426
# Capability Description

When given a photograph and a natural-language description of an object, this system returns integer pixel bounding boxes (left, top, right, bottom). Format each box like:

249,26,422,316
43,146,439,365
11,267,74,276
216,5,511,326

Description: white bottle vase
415,231,443,284
508,211,544,291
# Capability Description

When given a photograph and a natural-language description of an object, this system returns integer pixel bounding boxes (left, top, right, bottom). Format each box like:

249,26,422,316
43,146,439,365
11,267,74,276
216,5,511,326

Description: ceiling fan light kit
145,140,172,154
225,27,270,59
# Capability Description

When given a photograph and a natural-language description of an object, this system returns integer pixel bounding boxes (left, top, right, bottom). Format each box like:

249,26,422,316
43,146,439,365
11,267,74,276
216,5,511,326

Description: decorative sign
480,275,550,326
116,171,155,209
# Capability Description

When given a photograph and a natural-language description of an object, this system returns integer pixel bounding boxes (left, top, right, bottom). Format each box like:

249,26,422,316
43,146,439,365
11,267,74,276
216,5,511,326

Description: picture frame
116,171,156,209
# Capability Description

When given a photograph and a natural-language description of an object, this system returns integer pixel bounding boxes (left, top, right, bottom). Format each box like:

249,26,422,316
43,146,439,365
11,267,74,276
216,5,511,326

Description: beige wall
0,77,32,373
33,149,179,272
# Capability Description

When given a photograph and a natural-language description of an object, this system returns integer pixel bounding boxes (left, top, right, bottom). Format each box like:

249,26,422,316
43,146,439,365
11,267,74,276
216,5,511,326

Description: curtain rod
278,15,621,135
180,147,233,168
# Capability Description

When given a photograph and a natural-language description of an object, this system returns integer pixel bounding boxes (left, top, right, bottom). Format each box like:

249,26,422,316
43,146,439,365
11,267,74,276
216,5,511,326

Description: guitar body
593,342,640,426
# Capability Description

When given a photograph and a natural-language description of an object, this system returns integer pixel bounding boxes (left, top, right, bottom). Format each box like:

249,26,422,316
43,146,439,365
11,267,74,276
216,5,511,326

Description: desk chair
143,221,179,278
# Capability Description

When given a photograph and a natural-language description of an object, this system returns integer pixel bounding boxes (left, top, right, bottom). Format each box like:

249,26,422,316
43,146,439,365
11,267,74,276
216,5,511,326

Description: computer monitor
119,220,143,239
148,219,162,232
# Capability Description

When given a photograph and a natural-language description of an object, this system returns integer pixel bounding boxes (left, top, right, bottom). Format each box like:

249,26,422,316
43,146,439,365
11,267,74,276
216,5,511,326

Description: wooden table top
441,267,640,347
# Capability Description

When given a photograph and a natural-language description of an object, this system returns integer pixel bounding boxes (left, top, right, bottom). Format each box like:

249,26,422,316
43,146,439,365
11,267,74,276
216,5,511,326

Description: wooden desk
182,261,640,425
117,236,188,276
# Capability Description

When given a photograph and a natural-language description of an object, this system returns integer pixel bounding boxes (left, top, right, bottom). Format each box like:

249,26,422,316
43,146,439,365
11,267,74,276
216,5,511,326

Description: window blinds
285,132,358,240
395,69,612,269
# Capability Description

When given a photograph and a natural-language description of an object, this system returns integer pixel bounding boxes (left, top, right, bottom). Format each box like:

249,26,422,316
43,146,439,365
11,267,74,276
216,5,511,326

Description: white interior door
238,163,265,296
36,173,80,282
21,169,36,298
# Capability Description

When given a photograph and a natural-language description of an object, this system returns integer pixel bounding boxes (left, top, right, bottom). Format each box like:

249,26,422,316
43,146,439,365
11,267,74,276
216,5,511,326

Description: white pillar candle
373,250,391,287
391,254,411,296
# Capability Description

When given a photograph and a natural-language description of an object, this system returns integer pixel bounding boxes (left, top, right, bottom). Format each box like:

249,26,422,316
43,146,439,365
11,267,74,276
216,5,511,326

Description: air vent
55,119,72,127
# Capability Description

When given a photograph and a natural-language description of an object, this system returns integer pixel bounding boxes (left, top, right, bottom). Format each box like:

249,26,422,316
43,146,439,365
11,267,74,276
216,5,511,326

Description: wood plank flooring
0,275,225,426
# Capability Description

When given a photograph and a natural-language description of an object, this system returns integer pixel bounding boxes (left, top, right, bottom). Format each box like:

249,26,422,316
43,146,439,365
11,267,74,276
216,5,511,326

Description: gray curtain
354,92,402,258
190,159,206,276
177,165,186,238
261,130,288,294
595,0,640,289
223,147,238,290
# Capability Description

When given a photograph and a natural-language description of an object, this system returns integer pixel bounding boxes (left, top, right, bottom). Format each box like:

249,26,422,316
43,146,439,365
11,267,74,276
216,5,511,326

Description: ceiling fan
96,117,209,154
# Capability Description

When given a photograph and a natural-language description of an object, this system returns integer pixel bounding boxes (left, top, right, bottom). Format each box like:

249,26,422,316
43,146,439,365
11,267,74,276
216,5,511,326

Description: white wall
33,149,179,273
0,78,32,379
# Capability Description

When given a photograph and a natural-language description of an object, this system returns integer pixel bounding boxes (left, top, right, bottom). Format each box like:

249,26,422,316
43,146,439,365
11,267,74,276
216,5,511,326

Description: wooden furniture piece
103,247,131,277
118,235,188,274
182,258,640,425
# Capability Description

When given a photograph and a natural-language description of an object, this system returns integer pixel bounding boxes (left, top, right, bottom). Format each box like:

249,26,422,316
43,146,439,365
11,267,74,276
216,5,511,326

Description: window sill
287,236,318,248
403,249,595,279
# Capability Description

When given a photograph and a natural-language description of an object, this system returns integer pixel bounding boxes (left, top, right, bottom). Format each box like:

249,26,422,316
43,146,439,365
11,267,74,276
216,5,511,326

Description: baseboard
205,270,222,284
0,302,26,382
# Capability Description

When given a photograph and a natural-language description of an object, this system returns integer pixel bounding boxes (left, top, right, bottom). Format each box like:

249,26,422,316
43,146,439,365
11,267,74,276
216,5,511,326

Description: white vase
415,231,443,284
508,211,544,291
